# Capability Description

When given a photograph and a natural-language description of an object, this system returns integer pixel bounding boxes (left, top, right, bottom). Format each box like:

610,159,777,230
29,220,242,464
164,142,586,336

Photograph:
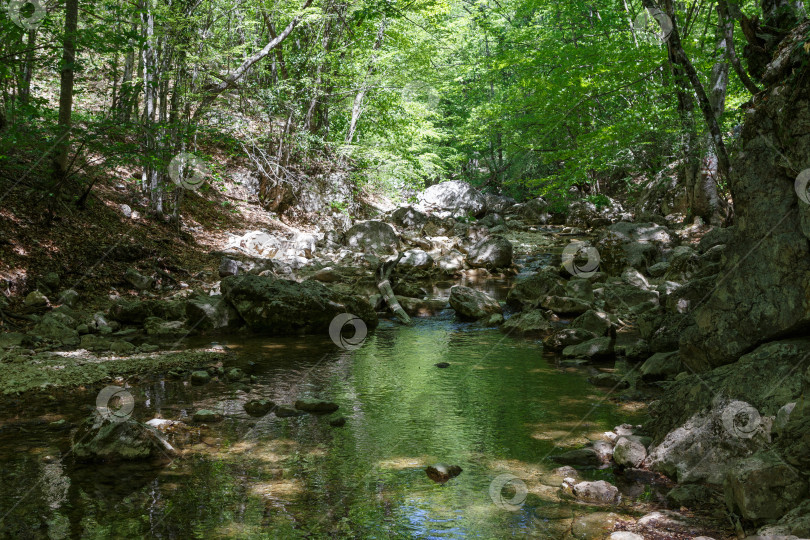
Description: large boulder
73,414,175,462
449,286,502,320
723,451,807,521
595,222,675,274
236,230,284,258
343,221,399,255
649,338,810,439
466,236,513,269
501,310,554,336
220,275,377,335
516,197,550,224
391,206,428,229
484,193,516,213
185,294,240,332
419,181,487,218
678,21,810,371
32,313,79,346
506,269,565,308
566,198,626,229
645,398,771,484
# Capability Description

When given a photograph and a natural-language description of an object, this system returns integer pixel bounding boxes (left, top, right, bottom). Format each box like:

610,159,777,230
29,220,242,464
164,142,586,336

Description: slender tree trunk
645,0,732,187
345,18,386,145
19,29,36,105
717,0,761,95
53,0,79,180
141,0,162,216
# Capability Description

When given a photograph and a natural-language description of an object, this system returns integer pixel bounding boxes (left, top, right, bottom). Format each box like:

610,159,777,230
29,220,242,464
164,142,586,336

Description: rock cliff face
679,21,810,372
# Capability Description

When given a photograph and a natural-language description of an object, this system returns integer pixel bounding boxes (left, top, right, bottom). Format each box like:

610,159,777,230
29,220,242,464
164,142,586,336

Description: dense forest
1,0,809,538
2,0,774,217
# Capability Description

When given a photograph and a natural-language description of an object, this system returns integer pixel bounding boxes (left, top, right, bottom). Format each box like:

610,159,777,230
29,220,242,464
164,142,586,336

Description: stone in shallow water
73,415,175,462
244,399,275,417
190,370,211,386
551,448,603,468
294,400,339,414
425,464,462,484
274,406,306,418
329,416,347,427
571,480,620,504
192,409,223,423
434,362,450,368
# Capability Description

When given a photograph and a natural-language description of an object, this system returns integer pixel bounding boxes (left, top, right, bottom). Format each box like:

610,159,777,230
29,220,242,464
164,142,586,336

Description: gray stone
185,294,240,332
192,409,223,423
540,295,590,315
144,317,188,338
24,290,48,308
466,235,513,269
562,336,615,361
57,289,79,307
344,221,399,255
543,328,601,352
640,351,682,382
220,274,378,335
391,206,428,229
124,267,154,291
666,483,712,508
565,278,594,302
449,286,502,320
218,257,239,277
73,415,175,461
506,269,565,308
724,451,807,521
399,249,434,269
572,480,620,504
418,180,487,218
552,447,604,468
613,437,647,468
502,310,554,336
645,398,771,484
244,399,275,417
571,310,612,336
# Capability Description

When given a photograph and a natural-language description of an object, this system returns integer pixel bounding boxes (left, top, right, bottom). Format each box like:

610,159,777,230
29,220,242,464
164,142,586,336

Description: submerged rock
244,399,275,417
425,463,463,484
294,400,339,414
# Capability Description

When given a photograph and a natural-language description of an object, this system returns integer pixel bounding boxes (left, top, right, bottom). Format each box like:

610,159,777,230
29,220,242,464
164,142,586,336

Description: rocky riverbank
1,172,808,537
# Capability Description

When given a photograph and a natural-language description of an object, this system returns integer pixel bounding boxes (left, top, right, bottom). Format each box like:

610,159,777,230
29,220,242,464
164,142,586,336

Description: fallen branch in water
376,253,411,325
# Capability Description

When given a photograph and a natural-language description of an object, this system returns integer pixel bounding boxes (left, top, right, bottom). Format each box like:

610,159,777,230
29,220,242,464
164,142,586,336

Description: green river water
0,294,647,539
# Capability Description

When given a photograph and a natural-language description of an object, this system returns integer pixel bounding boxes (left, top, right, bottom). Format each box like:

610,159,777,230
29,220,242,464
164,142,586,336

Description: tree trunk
193,0,313,120
345,18,387,145
141,0,162,216
645,0,732,190
53,0,79,180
